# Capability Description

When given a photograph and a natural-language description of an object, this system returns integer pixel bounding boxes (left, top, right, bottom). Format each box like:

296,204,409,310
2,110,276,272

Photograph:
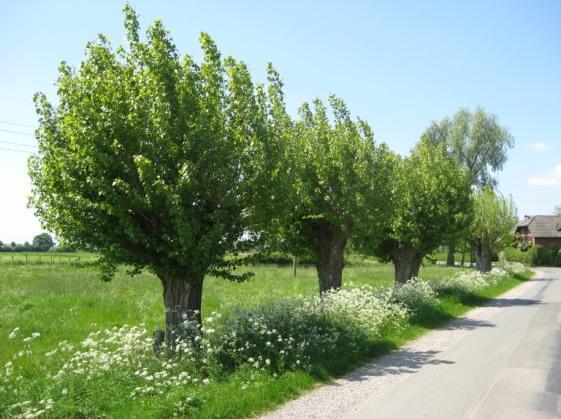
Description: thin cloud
530,141,550,151
528,164,561,186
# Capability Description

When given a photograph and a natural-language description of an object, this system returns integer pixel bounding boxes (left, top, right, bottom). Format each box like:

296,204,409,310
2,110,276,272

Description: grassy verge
0,262,531,418
186,270,532,419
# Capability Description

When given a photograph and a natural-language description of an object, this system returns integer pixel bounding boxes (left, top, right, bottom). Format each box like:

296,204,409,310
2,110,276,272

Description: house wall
534,237,561,247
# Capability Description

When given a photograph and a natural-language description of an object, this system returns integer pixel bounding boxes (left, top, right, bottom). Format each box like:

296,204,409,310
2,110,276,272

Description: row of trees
0,233,56,252
28,6,516,347
422,108,514,266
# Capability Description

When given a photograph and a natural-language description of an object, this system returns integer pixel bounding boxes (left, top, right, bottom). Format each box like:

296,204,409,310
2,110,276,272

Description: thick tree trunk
160,276,203,350
472,241,492,272
446,244,456,266
315,228,347,294
391,247,424,284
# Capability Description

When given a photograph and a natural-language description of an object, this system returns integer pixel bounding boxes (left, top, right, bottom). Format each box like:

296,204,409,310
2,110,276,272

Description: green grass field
0,258,531,418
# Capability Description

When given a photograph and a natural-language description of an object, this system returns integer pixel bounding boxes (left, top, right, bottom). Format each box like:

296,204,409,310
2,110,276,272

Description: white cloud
530,141,550,151
528,164,561,186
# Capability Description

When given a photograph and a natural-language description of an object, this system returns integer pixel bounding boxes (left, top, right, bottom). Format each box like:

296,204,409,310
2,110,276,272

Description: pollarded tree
373,138,473,284
422,107,514,265
469,187,517,272
28,6,290,348
287,96,395,293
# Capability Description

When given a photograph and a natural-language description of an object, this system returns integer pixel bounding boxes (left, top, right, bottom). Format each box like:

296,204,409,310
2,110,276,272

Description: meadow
0,257,530,418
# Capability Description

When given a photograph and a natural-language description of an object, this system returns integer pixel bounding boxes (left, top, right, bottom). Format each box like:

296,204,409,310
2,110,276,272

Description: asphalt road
265,268,561,419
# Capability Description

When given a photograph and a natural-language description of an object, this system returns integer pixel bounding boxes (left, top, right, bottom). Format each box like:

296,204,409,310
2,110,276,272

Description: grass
0,259,531,418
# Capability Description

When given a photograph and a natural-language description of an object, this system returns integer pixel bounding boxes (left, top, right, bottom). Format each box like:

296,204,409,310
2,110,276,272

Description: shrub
433,261,525,293
504,245,561,267
503,246,536,264
392,277,438,311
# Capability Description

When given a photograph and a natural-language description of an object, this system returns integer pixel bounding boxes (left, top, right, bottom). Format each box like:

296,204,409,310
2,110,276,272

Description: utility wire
0,140,37,148
0,128,34,136
0,120,36,129
0,146,36,154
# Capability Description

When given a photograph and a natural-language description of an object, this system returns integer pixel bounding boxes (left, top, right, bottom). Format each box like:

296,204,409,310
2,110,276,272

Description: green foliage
504,246,536,265
286,96,395,259
504,245,561,267
422,106,514,187
554,205,561,216
374,138,473,258
0,236,58,252
534,245,561,266
31,233,55,252
469,187,517,253
28,5,288,283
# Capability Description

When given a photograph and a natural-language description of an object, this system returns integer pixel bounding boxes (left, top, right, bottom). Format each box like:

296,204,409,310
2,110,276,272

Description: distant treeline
0,244,77,253
0,233,77,253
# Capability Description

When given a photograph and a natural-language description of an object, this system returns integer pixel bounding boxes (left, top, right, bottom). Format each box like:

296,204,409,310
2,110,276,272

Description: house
515,215,561,247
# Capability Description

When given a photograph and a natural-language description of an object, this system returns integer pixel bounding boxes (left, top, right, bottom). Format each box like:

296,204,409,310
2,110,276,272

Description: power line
0,140,37,148
0,120,36,129
0,128,34,136
0,146,36,154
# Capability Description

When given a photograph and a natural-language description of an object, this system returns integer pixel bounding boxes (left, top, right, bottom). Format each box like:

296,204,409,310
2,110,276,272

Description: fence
0,253,97,264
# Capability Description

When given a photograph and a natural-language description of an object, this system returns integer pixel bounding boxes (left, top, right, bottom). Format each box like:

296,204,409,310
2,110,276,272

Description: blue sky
1,0,560,243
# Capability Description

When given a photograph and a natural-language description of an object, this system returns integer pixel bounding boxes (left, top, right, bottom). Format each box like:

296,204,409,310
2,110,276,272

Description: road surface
264,268,561,419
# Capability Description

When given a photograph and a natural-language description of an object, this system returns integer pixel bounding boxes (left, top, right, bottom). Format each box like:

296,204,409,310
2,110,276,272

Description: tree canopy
470,187,517,272
32,233,55,251
284,96,395,292
29,5,289,346
372,138,473,283
422,107,514,187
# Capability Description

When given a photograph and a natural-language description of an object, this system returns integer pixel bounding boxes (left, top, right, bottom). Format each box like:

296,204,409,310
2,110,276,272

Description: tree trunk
391,247,424,284
292,255,297,279
446,244,456,266
315,228,347,294
160,276,203,350
472,241,492,272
